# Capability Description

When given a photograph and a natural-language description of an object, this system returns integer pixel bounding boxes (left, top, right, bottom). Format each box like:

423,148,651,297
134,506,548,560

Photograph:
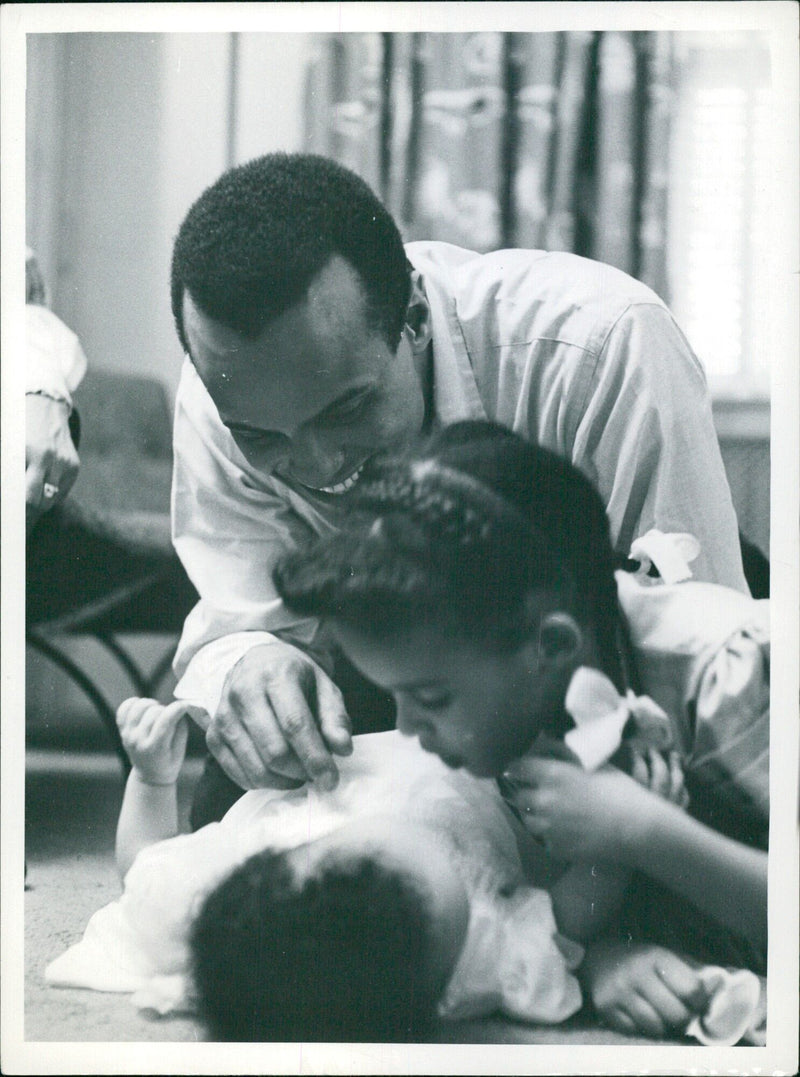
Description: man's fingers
206,732,259,790
207,718,274,790
209,733,303,792
314,670,353,756
222,682,295,775
265,675,339,789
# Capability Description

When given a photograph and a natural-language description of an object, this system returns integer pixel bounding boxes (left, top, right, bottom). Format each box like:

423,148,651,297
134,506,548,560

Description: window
667,32,772,401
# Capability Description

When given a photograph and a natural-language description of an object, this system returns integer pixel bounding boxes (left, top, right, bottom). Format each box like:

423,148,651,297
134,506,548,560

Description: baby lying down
46,700,764,1044
46,702,583,1041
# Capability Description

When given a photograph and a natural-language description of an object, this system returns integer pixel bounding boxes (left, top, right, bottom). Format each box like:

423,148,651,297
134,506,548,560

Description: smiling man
169,153,747,825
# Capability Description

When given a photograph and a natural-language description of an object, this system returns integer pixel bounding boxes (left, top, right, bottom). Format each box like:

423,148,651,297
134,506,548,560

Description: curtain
304,31,673,299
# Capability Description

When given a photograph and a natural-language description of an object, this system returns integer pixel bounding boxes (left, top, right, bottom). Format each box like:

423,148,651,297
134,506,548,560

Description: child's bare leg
580,938,708,1038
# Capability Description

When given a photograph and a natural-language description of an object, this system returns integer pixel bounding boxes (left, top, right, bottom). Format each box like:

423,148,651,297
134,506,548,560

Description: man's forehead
182,292,247,358
182,284,384,429
182,256,373,360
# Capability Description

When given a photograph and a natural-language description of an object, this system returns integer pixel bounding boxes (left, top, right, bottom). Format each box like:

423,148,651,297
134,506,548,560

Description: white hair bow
628,529,701,585
563,666,673,772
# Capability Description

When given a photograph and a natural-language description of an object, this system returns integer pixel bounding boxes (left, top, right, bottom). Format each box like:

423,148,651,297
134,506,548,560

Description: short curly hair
171,153,412,354
274,420,626,662
189,848,439,1042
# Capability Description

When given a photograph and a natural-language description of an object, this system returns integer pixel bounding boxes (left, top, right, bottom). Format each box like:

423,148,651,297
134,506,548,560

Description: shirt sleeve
570,302,748,594
26,304,88,407
171,359,328,705
685,613,770,849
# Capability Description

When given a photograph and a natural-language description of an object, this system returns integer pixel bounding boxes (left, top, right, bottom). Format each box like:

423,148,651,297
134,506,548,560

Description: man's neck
415,340,436,435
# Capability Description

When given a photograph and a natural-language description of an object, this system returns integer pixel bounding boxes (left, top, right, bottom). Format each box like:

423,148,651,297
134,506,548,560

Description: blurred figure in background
25,249,86,533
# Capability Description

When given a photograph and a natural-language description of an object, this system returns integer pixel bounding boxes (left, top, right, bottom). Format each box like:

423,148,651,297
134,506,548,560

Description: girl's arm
505,754,767,953
550,860,632,944
619,795,767,953
536,749,686,945
115,698,189,878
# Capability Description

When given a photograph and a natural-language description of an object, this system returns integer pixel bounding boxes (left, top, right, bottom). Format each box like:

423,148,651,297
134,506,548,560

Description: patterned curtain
304,31,673,298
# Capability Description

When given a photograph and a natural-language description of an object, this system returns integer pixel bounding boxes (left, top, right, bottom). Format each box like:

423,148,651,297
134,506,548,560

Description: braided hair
275,420,626,668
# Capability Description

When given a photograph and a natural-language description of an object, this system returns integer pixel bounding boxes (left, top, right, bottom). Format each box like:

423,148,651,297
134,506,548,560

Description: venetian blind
667,33,772,397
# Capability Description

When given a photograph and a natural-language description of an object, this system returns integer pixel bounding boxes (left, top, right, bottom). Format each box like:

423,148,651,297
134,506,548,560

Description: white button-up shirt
172,242,747,715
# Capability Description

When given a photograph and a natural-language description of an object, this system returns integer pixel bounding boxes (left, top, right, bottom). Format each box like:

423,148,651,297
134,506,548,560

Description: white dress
46,731,583,1025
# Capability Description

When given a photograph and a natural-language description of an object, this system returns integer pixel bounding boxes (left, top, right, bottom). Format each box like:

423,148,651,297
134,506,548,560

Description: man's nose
289,429,343,483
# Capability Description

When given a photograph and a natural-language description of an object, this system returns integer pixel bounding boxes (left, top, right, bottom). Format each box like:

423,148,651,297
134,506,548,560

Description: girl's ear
537,611,584,665
403,271,433,354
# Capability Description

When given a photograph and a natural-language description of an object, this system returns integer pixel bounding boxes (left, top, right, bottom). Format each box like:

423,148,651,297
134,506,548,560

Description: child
46,696,586,1041
273,419,769,1043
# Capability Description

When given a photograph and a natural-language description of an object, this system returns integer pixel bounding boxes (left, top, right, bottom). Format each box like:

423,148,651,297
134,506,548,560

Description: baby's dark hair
171,153,411,354
275,420,625,665
190,848,439,1042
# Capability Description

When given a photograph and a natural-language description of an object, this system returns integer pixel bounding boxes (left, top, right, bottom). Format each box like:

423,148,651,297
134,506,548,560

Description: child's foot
581,940,708,1039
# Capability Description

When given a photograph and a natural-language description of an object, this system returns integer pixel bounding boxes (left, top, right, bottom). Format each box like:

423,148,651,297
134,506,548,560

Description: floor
23,737,663,1048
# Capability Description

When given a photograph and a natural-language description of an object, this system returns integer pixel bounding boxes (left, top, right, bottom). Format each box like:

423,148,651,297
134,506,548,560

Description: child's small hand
582,940,708,1039
503,756,660,862
116,697,189,785
630,749,690,809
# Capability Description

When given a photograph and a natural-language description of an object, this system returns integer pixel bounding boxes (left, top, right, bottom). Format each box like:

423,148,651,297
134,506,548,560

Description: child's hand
503,756,663,863
581,940,708,1039
116,697,189,785
630,749,690,809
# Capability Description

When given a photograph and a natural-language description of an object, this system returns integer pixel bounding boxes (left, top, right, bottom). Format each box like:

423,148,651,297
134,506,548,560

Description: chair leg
26,632,131,777
95,633,177,699
95,633,150,696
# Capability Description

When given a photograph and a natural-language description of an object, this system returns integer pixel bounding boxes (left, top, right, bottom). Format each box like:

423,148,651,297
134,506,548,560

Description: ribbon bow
563,666,673,772
628,529,700,585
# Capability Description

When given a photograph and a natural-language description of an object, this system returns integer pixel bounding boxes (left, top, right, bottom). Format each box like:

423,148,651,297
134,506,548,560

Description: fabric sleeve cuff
173,631,290,719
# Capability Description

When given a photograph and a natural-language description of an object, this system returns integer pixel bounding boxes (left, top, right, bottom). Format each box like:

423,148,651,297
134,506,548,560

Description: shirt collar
407,243,488,425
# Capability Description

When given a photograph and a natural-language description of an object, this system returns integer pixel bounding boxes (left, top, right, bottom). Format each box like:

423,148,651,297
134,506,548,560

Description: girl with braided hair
274,419,769,1043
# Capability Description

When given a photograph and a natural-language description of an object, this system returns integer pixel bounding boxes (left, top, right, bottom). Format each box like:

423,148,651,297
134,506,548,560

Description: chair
26,369,198,774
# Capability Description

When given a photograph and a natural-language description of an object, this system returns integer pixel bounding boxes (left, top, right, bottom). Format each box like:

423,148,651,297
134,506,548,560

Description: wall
26,32,313,398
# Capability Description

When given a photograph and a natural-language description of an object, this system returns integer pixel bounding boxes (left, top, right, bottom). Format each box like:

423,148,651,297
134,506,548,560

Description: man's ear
537,611,584,665
403,270,432,354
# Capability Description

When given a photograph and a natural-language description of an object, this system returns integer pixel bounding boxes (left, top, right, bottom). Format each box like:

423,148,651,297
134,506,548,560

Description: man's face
182,257,427,495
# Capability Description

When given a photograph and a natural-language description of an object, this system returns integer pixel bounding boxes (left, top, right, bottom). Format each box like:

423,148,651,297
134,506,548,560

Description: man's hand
205,641,353,791
26,394,80,530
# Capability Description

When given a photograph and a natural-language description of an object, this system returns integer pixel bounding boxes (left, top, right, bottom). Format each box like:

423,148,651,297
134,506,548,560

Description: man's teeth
318,464,365,495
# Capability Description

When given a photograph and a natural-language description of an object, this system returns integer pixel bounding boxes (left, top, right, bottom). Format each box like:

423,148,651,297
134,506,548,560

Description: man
169,153,747,823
